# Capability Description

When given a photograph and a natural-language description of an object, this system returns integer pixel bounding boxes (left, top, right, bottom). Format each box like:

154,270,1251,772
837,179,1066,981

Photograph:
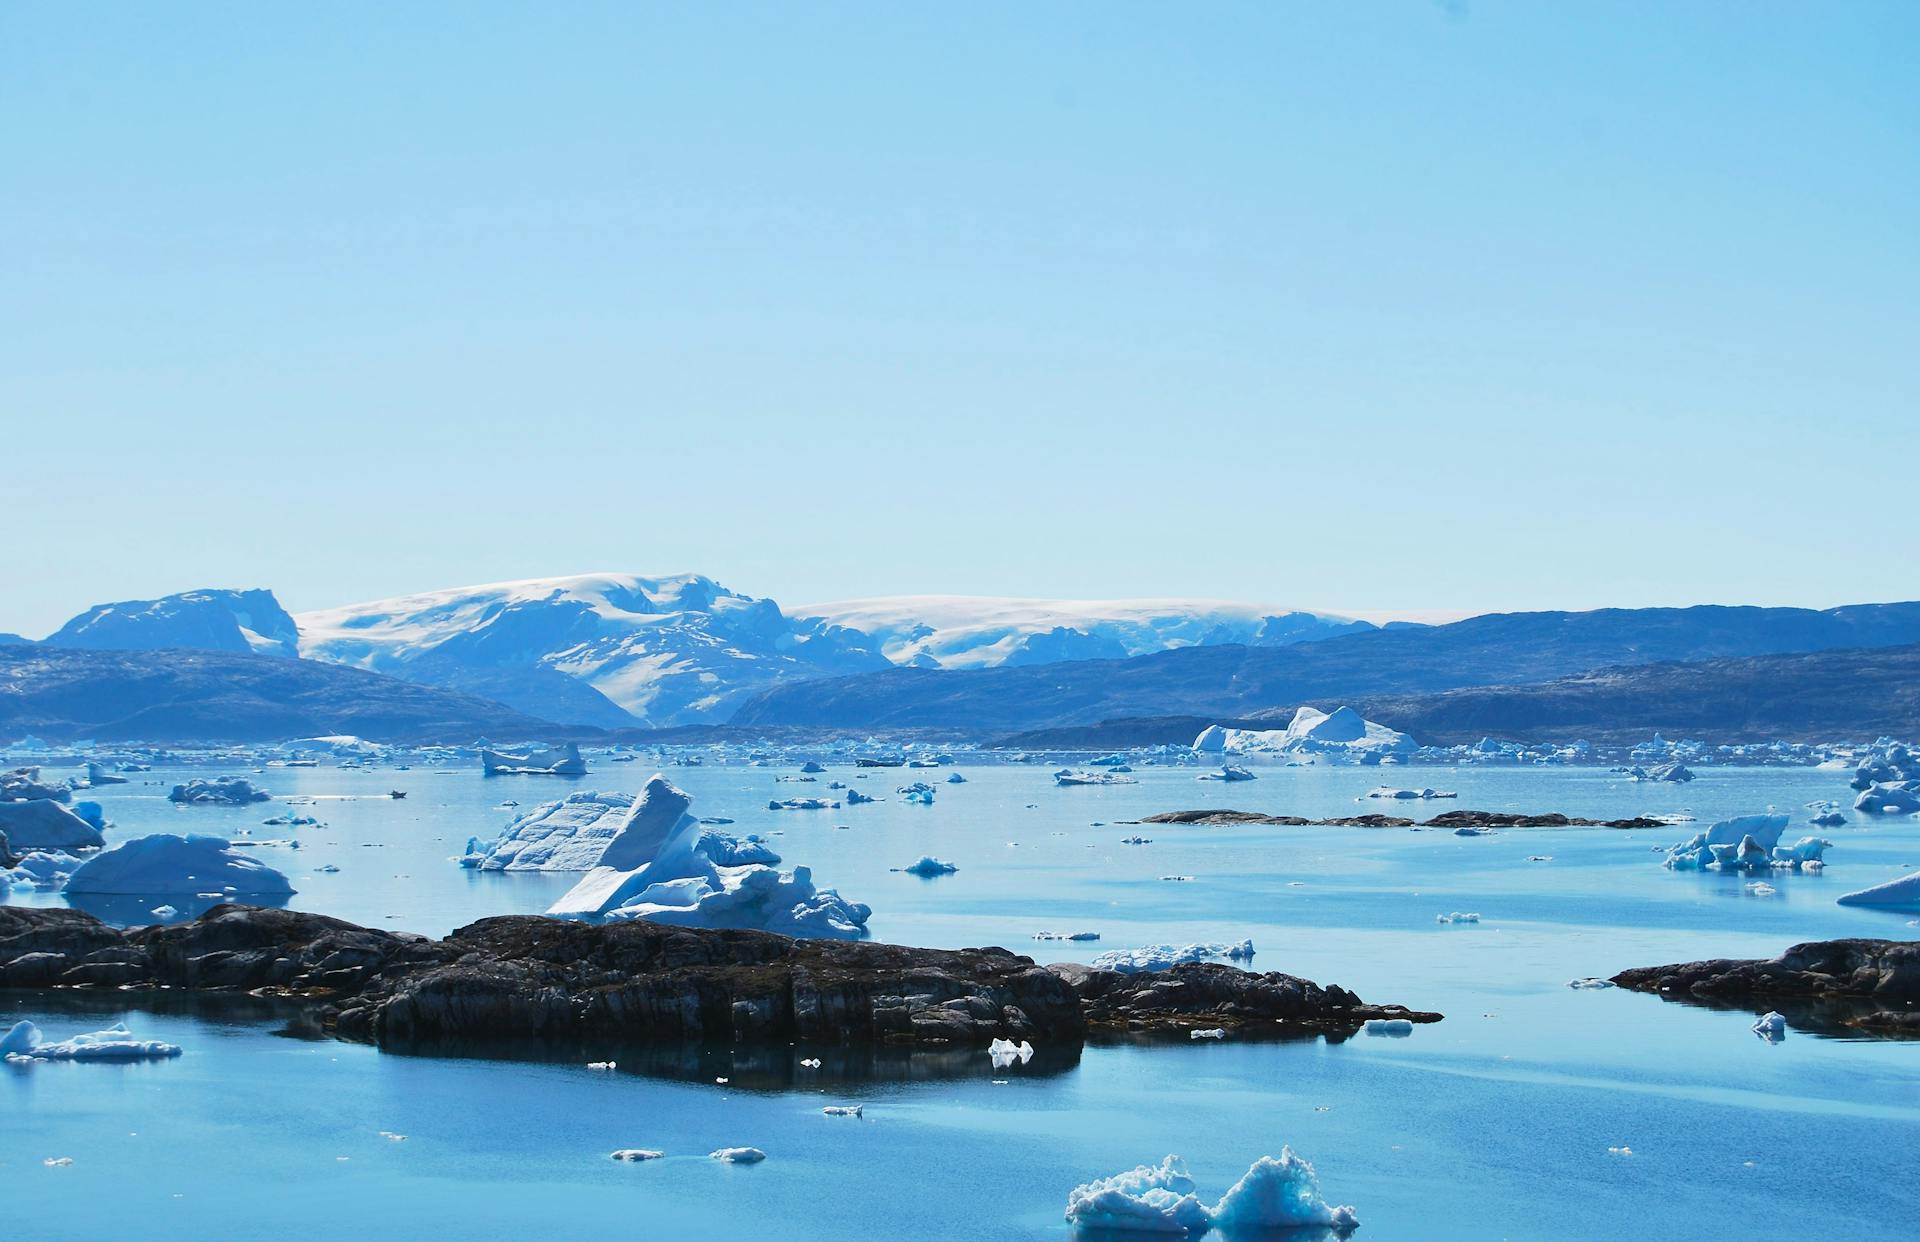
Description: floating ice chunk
1090,941,1254,974
481,744,586,776
1053,769,1138,786
945,772,967,784
1063,1154,1212,1234
1836,870,1920,909
1367,786,1456,800
1064,1151,1356,1236
65,834,295,898
799,1058,822,1068
0,800,105,851
1608,1146,1634,1157
897,782,937,805
769,797,840,811
987,1037,1036,1070
897,856,958,877
1752,1012,1786,1042
710,1147,766,1164
611,1149,664,1161
1363,1018,1414,1037
4,1021,182,1062
845,789,878,805
168,777,271,805
1210,1148,1358,1233
1189,1028,1226,1040
586,1060,616,1070
1745,881,1777,897
1033,931,1101,942
822,1105,863,1117
1197,766,1257,782
1854,782,1920,815
1435,912,1480,924
1567,978,1615,990
44,1157,74,1167
149,904,178,919
1121,836,1152,845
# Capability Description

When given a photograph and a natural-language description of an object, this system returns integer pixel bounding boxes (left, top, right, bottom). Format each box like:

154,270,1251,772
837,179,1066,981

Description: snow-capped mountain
791,597,1376,670
295,573,892,728
43,589,299,658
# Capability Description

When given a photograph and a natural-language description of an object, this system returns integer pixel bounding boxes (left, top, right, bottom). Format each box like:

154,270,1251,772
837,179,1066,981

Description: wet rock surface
0,905,1440,1053
1612,938,1920,1037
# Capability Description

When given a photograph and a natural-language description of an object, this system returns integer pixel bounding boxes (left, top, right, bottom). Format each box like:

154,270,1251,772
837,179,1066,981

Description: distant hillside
732,601,1920,732
45,589,299,658
0,647,569,744
1353,643,1920,746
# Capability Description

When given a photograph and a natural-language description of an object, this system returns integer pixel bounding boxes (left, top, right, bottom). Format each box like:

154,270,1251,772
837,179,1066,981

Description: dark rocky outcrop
1139,808,1668,829
0,905,1440,1054
1612,939,1920,1037
1051,961,1439,1039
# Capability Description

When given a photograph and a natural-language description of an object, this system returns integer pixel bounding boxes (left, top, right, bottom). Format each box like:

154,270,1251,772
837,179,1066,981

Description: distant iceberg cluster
1090,941,1255,974
1850,741,1920,814
1193,706,1413,765
539,776,871,939
1064,1151,1357,1235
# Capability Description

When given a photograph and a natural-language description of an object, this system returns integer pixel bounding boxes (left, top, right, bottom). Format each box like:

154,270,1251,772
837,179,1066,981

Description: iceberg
168,777,272,806
1193,706,1413,765
459,791,634,870
1054,769,1138,786
63,833,296,897
897,782,937,805
1197,766,1256,782
0,799,105,851
1854,782,1920,815
898,856,958,877
709,1147,766,1164
769,797,840,811
1064,1151,1355,1236
987,1037,1035,1069
1662,814,1811,871
610,1149,664,1162
1,766,73,804
1836,870,1920,909
1366,786,1456,800
1363,1018,1414,1037
1089,941,1254,974
481,743,587,776
84,762,128,786
2,1021,182,1063
546,776,870,938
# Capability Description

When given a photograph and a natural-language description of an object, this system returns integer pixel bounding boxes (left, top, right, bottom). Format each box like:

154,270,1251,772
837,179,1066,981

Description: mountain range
7,576,1920,744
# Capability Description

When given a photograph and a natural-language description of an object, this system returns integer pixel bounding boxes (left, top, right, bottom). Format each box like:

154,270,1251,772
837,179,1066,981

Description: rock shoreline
1611,938,1920,1037
0,906,1440,1053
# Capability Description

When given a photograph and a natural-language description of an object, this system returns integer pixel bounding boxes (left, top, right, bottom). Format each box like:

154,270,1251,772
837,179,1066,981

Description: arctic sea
7,761,1919,1240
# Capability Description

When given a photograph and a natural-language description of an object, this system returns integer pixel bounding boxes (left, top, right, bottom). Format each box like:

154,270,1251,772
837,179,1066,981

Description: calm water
7,760,1919,1239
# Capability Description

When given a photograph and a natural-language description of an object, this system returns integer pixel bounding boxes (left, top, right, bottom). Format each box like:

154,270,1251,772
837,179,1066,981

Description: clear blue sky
4,2,1915,636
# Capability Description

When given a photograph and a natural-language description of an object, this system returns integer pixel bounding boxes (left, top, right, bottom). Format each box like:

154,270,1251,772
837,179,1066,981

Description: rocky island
1611,938,1920,1037
0,905,1440,1055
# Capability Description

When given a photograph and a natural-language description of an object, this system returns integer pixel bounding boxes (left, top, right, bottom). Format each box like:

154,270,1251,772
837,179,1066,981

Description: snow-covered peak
44,589,299,658
791,595,1375,669
295,572,889,728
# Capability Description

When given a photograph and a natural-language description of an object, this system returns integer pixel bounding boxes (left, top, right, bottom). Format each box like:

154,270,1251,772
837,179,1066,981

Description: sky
3,2,1916,637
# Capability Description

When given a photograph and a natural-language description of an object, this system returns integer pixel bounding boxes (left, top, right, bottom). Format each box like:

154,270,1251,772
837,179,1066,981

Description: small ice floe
768,797,840,812
714,1077,729,1085
1363,1018,1414,1037
1435,911,1481,925
1033,931,1100,942
1091,941,1254,973
1189,1028,1227,1040
1527,855,1554,863
1159,874,1196,882
1752,1012,1787,1042
895,856,958,877
897,782,937,805
1745,881,1778,897
44,1157,74,1167
709,1147,766,1164
3,1021,181,1063
611,1149,664,1162
987,1037,1035,1070
799,1057,822,1069
149,904,178,919
945,772,966,784
821,1105,863,1117
1608,1146,1634,1157
1567,978,1615,990
1197,766,1257,782
316,864,341,874
1366,786,1456,800
379,1131,407,1142
1120,835,1152,845
586,1061,616,1071
1063,1151,1357,1235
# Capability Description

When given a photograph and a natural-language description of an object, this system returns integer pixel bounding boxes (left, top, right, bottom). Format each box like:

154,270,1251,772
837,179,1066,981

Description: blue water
8,760,1919,1239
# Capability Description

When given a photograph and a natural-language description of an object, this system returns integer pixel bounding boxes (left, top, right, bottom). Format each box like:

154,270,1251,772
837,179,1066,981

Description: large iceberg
460,791,778,871
1193,707,1413,764
481,743,588,776
0,799,105,851
1064,1151,1356,1235
546,775,870,938
1854,781,1920,815
1090,941,1255,974
2,766,72,803
64,833,296,897
1836,870,1920,909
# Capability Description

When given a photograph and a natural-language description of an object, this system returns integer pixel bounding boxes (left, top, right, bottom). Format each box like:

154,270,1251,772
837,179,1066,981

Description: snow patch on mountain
296,573,890,728
44,589,299,658
792,596,1376,670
